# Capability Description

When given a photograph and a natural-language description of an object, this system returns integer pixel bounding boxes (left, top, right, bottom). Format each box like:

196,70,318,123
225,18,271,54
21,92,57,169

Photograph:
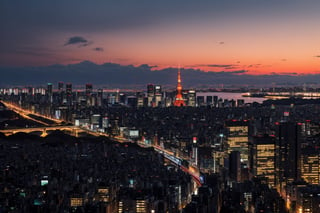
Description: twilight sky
1,0,320,75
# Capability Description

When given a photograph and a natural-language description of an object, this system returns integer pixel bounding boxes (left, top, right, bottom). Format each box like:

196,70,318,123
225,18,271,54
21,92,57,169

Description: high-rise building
66,83,72,95
66,83,72,105
58,82,64,91
296,185,320,213
229,151,241,183
275,121,301,193
136,92,145,107
300,146,320,185
47,83,53,103
187,90,196,107
85,83,93,96
119,93,126,104
213,96,218,107
196,96,205,106
154,85,162,107
226,120,249,166
252,135,276,187
85,83,93,106
97,88,103,107
206,96,213,106
147,84,154,107
47,83,53,96
173,69,186,107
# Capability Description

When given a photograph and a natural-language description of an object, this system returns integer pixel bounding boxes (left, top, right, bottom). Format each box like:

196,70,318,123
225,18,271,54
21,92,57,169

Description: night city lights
1,1,320,212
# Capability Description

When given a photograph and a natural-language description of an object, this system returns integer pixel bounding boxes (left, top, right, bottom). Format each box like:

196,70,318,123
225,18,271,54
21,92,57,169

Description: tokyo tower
173,68,186,107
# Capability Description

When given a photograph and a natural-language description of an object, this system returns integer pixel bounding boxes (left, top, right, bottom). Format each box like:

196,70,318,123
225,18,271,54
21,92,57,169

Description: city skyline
1,0,320,75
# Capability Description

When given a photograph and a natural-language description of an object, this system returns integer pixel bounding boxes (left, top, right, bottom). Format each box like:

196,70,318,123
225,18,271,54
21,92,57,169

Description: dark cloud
138,64,158,69
247,64,262,68
224,66,240,70
227,70,248,74
281,59,287,61
93,47,104,52
201,64,234,68
191,64,240,70
218,41,225,45
1,61,320,87
315,55,320,58
64,36,90,46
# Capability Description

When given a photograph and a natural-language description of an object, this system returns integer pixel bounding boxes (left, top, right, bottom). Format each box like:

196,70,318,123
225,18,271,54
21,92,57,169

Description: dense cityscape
2,0,320,212
0,69,320,213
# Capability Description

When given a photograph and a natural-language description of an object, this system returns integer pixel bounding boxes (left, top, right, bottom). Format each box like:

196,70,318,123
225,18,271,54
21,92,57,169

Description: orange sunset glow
1,0,320,75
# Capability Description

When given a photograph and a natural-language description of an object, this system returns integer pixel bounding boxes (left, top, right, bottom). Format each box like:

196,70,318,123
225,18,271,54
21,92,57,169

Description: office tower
85,83,93,96
57,82,64,104
47,83,53,96
196,96,205,106
295,185,320,213
226,120,249,166
97,88,103,107
47,83,53,103
173,69,186,107
206,96,213,106
192,137,198,166
154,85,162,107
147,84,154,107
136,92,145,107
85,83,93,106
90,114,101,130
229,151,241,183
119,93,126,104
66,83,72,95
127,96,137,107
213,96,218,107
187,90,196,107
275,121,301,193
66,83,72,105
252,135,275,187
300,146,320,184
58,82,64,91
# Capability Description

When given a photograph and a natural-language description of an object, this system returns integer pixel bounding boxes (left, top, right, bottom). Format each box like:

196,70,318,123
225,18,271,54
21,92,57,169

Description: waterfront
196,92,267,104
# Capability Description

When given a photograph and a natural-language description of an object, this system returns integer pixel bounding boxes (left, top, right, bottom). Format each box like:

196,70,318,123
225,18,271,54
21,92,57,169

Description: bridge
0,126,103,137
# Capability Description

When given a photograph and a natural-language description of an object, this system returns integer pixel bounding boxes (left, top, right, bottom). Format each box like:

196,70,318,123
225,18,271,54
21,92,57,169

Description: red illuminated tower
174,68,186,106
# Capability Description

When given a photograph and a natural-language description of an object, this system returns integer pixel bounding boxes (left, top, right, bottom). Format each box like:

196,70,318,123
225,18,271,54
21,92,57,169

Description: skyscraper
147,84,154,107
66,83,72,105
85,83,93,96
300,146,320,185
97,88,103,107
275,121,301,193
85,83,93,106
173,69,186,107
58,82,64,91
229,151,241,183
47,83,53,104
154,85,162,107
187,90,196,107
226,120,249,166
252,135,276,187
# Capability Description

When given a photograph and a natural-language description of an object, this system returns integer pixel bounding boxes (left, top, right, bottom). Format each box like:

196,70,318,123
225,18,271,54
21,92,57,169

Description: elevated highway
0,101,63,126
0,100,202,186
